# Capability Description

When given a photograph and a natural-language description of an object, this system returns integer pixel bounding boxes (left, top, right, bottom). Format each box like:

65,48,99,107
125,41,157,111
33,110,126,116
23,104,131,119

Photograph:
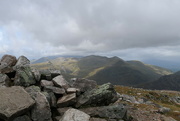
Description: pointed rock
52,75,69,89
15,56,30,67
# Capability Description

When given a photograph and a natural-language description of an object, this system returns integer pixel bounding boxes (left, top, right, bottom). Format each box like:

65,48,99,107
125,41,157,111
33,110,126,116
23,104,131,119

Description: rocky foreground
0,54,179,121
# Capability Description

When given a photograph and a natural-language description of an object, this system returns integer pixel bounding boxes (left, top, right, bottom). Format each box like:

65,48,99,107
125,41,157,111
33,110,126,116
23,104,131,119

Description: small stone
41,80,54,87
60,108,90,121
66,88,78,93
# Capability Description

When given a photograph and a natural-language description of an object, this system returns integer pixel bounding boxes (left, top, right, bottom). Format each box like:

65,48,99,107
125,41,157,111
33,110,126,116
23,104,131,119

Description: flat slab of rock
41,80,54,87
90,118,107,121
71,78,97,93
67,88,79,94
76,83,118,108
57,93,76,107
26,86,52,121
52,75,69,89
60,108,90,121
44,86,66,94
0,86,35,120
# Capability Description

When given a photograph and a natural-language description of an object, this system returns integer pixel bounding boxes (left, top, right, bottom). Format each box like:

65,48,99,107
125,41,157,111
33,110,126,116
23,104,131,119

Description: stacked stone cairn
0,54,128,121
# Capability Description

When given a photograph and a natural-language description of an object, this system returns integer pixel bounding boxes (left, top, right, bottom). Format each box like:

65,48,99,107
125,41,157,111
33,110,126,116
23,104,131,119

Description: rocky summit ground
0,54,179,121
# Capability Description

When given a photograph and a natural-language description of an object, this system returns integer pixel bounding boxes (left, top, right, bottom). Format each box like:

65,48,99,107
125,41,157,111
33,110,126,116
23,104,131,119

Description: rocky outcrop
76,83,118,108
0,54,178,121
60,108,90,121
0,86,35,121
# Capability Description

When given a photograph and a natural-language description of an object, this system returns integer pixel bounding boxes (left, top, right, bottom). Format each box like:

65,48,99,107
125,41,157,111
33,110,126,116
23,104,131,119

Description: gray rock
41,80,54,87
13,115,31,121
52,75,69,89
26,86,52,121
0,73,11,87
31,68,41,82
76,83,118,108
71,78,97,93
14,66,36,87
15,56,30,67
0,86,35,121
57,93,76,107
0,55,17,73
121,94,138,104
44,86,66,94
158,107,171,114
60,108,90,121
43,91,57,108
90,118,107,121
66,88,79,94
57,107,73,116
81,104,127,119
39,69,61,81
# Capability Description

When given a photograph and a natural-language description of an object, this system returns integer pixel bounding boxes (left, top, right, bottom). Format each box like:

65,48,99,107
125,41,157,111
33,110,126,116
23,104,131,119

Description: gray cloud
0,0,180,61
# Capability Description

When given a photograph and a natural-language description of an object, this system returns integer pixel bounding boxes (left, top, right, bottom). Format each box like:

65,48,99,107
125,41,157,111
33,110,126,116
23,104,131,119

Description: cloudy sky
0,0,180,65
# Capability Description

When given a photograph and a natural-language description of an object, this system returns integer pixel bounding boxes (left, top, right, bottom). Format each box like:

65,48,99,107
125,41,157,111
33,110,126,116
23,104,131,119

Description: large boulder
15,56,30,67
26,86,52,121
0,86,35,121
57,93,76,108
71,78,97,93
76,83,118,108
81,104,127,120
14,66,36,87
0,55,17,73
52,75,69,89
60,108,90,121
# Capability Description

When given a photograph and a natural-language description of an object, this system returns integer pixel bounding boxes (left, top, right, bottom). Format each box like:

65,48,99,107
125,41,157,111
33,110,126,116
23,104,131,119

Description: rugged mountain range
137,71,180,91
31,55,172,86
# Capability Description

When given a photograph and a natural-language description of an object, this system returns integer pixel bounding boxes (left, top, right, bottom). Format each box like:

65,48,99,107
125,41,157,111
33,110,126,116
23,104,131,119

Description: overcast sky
0,0,180,64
